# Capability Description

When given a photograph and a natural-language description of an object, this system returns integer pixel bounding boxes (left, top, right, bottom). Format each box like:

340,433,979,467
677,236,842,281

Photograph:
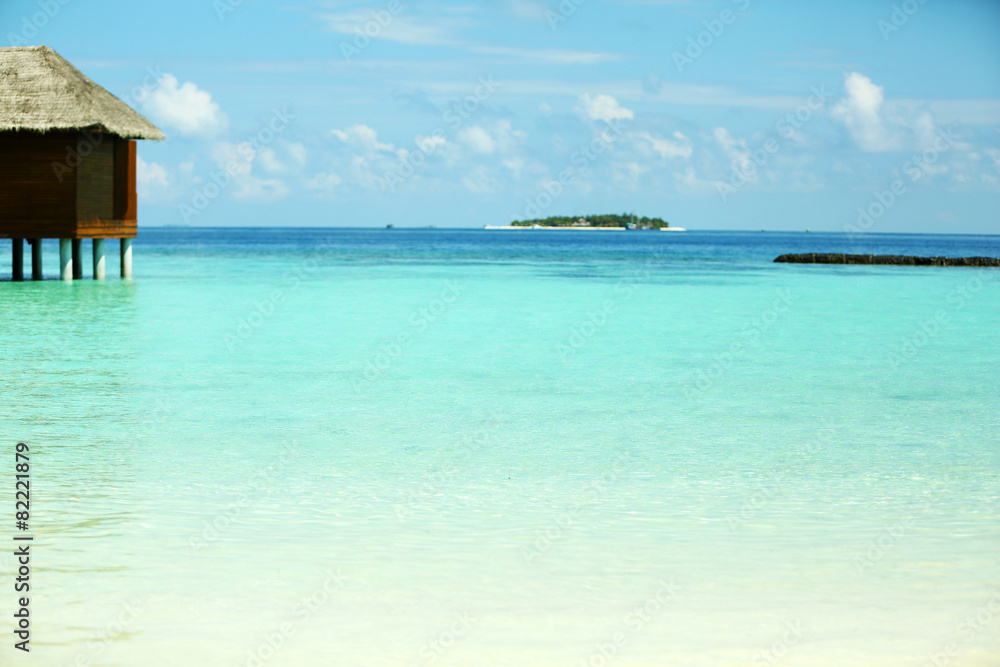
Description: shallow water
1,229,999,666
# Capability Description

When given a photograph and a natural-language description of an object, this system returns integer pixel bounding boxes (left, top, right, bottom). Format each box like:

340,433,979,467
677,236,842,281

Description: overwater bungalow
0,45,163,281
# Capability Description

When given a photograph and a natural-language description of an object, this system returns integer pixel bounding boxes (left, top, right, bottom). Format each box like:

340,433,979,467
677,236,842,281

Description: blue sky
5,0,999,232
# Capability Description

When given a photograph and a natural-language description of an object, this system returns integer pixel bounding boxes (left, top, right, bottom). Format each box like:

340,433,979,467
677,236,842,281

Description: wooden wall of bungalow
0,129,137,240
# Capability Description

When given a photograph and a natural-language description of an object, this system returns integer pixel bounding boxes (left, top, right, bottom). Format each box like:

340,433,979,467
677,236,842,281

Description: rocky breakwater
774,254,1000,267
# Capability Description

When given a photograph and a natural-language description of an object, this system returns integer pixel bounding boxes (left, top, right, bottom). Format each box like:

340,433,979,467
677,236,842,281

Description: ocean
1,228,998,666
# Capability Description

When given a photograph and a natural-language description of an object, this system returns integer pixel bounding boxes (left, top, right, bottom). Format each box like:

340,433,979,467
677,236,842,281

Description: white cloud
137,156,169,190
493,119,527,152
458,125,496,154
580,94,634,123
831,72,897,152
324,13,462,47
674,166,727,194
502,157,526,178
473,46,623,65
212,142,253,178
910,110,939,150
136,156,172,200
257,147,284,173
211,142,288,202
713,127,752,175
986,149,1000,171
331,124,395,154
889,99,1000,127
416,134,447,153
350,155,389,190
460,165,500,194
713,126,741,153
614,161,651,188
453,120,525,160
831,73,965,153
638,131,692,160
287,142,308,167
306,171,343,193
320,123,413,192
322,9,619,64
137,74,228,138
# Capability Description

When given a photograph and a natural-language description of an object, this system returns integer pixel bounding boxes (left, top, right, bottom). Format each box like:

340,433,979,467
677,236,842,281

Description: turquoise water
1,229,999,666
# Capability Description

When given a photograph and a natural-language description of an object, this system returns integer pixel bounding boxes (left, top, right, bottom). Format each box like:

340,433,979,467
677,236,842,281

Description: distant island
510,214,669,229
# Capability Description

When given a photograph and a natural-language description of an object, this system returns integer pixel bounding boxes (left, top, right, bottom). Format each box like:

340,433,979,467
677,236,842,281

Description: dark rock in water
774,253,1000,267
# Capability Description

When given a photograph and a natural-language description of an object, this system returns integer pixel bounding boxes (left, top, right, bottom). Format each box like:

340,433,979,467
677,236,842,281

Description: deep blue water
135,227,1000,265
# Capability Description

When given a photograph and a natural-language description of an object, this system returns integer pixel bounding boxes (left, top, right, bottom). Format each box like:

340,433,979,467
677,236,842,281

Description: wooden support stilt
12,238,23,281
60,238,72,282
93,238,106,280
120,238,132,279
31,239,43,280
72,239,83,279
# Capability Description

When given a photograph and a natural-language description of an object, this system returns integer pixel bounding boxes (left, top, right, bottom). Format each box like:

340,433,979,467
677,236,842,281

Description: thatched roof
0,46,163,140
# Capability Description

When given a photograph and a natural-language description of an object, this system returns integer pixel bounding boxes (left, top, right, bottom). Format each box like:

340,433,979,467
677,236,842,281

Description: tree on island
510,213,669,228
